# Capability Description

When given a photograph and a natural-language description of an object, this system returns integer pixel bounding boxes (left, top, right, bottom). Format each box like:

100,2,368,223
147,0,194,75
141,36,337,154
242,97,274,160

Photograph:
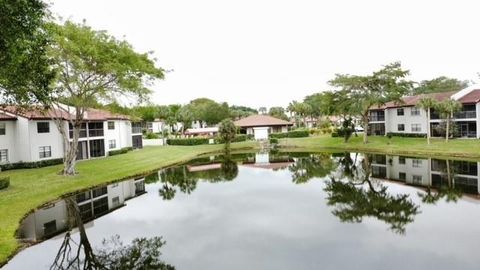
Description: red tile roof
0,112,17,121
458,89,480,104
234,115,293,127
371,91,457,109
0,106,131,121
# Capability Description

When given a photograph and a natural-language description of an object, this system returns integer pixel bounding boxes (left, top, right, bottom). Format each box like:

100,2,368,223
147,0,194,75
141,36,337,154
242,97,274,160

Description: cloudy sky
50,0,480,109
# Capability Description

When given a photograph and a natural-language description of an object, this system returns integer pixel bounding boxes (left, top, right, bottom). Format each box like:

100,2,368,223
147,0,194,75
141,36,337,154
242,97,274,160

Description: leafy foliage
0,177,10,190
413,76,469,95
268,107,289,120
218,118,237,149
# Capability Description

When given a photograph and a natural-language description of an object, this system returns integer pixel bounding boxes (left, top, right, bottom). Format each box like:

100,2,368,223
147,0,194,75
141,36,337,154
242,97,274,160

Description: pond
3,151,480,270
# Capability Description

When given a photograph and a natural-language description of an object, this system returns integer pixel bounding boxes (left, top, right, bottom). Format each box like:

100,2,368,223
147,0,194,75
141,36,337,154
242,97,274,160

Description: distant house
0,106,142,165
234,115,293,140
184,127,219,137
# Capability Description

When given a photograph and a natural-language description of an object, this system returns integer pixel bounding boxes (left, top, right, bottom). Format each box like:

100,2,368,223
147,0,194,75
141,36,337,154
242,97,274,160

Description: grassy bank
280,135,480,159
0,141,257,266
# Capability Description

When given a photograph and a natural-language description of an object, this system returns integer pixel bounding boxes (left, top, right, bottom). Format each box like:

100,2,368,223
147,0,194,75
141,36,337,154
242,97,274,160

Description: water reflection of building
241,153,294,170
370,154,480,195
19,178,146,242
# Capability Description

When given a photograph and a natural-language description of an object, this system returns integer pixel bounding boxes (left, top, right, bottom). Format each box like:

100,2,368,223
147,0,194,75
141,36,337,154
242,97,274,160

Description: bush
109,147,134,156
269,138,279,144
215,134,249,144
0,158,64,171
167,138,210,145
0,177,10,190
386,132,427,138
145,132,160,139
270,130,309,139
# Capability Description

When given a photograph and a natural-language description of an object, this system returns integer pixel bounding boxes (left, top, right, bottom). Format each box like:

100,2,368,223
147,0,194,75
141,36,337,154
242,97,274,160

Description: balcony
454,111,476,119
369,115,385,122
131,123,143,134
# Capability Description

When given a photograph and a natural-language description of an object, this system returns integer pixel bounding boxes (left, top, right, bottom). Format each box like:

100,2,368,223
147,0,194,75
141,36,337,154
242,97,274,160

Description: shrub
386,132,427,138
0,177,10,190
145,132,160,139
269,138,279,144
109,147,134,156
167,138,210,145
216,134,249,144
0,158,64,171
270,130,309,139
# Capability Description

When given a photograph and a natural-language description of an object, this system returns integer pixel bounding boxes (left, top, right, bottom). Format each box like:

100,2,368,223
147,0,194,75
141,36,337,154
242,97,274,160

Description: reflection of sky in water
4,164,480,270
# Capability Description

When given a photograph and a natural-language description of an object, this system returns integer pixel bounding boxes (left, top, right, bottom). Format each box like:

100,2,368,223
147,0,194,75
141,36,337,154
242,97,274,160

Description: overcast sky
50,0,480,109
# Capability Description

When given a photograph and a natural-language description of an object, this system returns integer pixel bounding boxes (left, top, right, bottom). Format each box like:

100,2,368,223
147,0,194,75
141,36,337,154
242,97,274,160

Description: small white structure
184,127,219,137
234,114,293,141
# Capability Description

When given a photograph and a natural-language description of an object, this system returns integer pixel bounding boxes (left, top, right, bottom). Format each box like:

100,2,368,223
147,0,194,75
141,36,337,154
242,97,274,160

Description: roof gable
234,115,292,127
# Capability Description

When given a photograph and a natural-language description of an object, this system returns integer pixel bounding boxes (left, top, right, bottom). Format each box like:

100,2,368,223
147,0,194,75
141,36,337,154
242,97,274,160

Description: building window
0,149,8,162
37,122,50,133
397,124,405,131
398,172,406,181
112,196,120,207
88,122,104,137
412,159,422,168
398,156,406,164
69,123,87,139
39,146,52,158
43,220,57,237
412,175,423,184
411,124,421,132
397,108,404,116
89,139,105,158
108,121,115,130
411,107,421,116
109,139,116,149
0,123,5,135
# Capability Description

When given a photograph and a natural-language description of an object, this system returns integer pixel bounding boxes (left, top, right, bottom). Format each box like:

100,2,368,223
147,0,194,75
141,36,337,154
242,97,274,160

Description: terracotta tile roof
371,91,457,110
0,112,17,121
0,106,131,121
458,89,480,103
234,114,293,127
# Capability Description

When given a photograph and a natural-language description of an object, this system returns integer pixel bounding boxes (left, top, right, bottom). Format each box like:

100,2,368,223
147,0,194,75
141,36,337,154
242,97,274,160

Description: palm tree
418,96,437,144
436,99,462,142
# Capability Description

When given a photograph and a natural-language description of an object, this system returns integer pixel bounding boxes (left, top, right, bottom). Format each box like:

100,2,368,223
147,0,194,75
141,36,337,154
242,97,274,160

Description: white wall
0,121,18,163
385,107,428,134
27,120,64,162
386,156,431,185
477,103,480,138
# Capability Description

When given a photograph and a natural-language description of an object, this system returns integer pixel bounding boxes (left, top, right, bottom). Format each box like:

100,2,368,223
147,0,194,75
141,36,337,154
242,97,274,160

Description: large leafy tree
268,106,288,120
229,105,257,120
48,21,164,175
287,101,312,127
188,98,230,126
413,76,469,95
0,0,55,104
329,62,414,144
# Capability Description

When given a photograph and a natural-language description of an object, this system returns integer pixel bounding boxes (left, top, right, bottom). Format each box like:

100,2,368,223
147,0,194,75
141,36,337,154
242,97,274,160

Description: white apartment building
368,85,480,138
0,106,143,165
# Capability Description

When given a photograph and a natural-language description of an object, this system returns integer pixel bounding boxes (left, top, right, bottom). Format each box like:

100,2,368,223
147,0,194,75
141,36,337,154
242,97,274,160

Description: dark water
4,152,480,270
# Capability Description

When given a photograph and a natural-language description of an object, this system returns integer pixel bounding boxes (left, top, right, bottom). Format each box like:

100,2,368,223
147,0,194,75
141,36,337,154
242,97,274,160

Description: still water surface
4,152,480,269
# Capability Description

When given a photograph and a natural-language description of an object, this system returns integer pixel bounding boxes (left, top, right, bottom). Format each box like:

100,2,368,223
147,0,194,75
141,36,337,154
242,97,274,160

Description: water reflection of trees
419,159,463,204
51,198,174,270
324,153,420,234
288,153,336,184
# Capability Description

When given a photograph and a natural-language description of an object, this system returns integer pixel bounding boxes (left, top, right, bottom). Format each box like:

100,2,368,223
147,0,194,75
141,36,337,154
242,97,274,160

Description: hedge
269,138,279,144
386,132,427,138
167,138,210,146
0,158,64,171
0,177,9,190
108,147,134,156
270,130,309,139
215,134,252,144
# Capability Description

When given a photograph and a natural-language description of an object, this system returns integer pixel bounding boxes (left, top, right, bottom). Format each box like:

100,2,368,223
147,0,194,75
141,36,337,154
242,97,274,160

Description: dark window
76,191,91,203
398,156,406,164
108,121,115,130
112,196,120,207
39,146,52,158
0,123,5,135
397,108,404,116
398,172,406,181
93,197,109,216
92,186,108,198
411,107,421,116
79,203,93,221
43,220,57,237
37,122,50,133
69,123,87,139
398,124,405,131
89,139,105,158
372,166,387,178
88,122,104,137
0,149,8,162
135,179,145,195
132,135,143,149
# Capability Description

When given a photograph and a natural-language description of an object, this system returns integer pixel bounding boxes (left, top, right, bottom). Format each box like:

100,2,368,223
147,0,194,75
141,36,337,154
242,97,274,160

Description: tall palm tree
436,99,462,142
418,96,437,144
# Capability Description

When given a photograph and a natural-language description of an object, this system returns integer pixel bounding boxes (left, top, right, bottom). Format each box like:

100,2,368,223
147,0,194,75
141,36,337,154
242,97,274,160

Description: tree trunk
363,114,369,144
426,108,431,145
445,116,450,142
53,108,82,176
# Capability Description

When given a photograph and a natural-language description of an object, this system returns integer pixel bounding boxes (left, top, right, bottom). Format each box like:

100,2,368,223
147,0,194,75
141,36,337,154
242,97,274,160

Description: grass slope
0,142,257,265
280,135,480,159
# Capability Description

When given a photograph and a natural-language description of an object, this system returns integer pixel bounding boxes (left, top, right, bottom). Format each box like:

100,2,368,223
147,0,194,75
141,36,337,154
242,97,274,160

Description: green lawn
280,135,480,159
0,141,257,266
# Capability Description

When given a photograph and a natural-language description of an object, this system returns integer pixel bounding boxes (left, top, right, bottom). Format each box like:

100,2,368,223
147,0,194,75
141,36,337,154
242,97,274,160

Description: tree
268,106,288,120
413,76,469,95
289,153,336,184
229,105,257,119
0,0,55,105
188,98,230,126
435,99,462,142
329,62,414,144
48,21,164,175
418,96,438,144
287,101,312,127
258,107,267,115
218,118,237,151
